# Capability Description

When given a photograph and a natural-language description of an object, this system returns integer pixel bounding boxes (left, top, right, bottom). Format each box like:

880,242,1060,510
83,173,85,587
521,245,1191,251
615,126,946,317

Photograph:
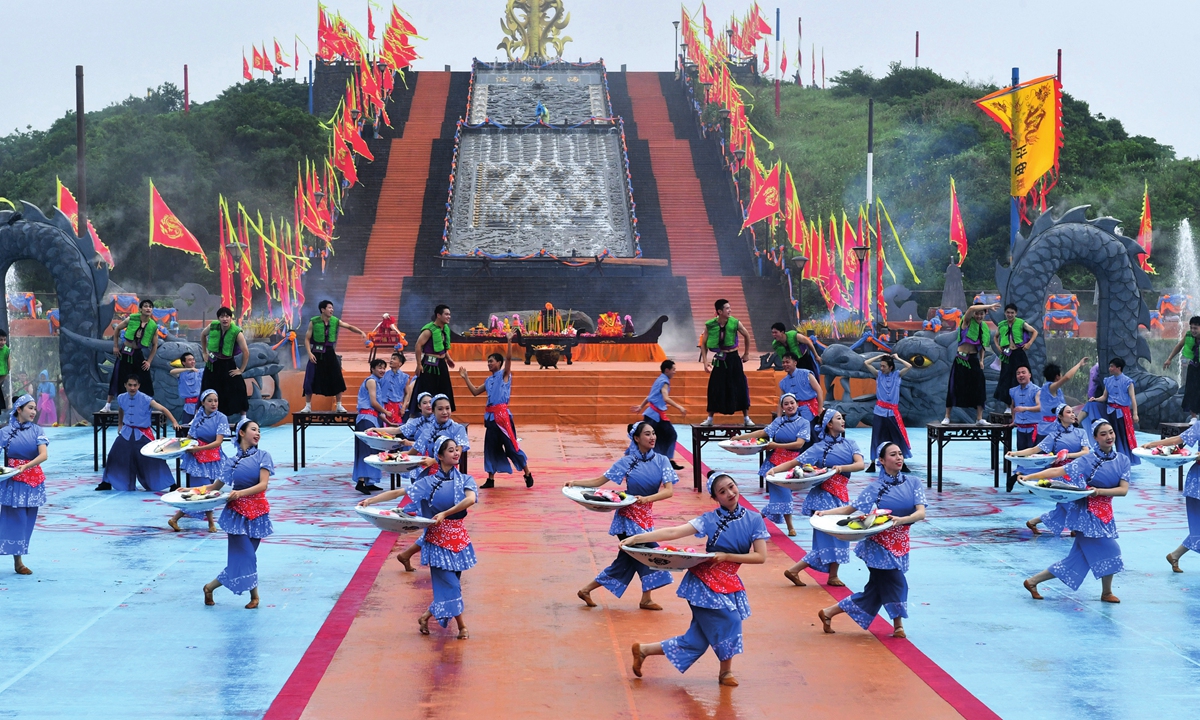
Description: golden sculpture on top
498,0,573,61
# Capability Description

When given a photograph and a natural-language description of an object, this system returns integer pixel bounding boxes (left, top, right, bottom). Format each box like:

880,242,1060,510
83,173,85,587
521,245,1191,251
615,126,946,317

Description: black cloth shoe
364,484,383,492
94,481,112,491
670,461,685,471
355,481,372,495
524,473,534,488
480,478,495,489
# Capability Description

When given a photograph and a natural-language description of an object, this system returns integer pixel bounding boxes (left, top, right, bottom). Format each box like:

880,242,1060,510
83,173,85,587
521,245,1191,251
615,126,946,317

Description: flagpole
866,98,874,208
774,7,780,116
75,65,87,240
1010,67,1019,254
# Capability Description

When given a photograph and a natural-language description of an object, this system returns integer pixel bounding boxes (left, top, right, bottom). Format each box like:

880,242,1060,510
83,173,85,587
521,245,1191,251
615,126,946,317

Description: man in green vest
700,299,753,426
102,299,160,410
200,306,251,419
409,304,457,415
302,300,369,413
770,322,821,374
1165,315,1200,423
992,303,1038,405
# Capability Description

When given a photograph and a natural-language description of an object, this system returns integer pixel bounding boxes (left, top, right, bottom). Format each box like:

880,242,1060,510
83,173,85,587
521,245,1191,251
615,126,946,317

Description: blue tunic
399,413,434,442
414,419,471,456
117,391,154,440
177,370,204,417
872,371,902,417
483,370,511,421
104,391,172,492
1177,424,1200,553
593,449,678,597
759,413,811,522
850,472,926,574
0,420,48,557
779,369,819,418
1103,373,1134,407
1037,381,1065,435
1034,423,1093,536
796,434,861,572
216,446,275,595
353,377,385,481
1009,382,1042,427
379,369,410,404
1047,449,1129,589
179,408,230,481
410,467,478,626
643,374,670,422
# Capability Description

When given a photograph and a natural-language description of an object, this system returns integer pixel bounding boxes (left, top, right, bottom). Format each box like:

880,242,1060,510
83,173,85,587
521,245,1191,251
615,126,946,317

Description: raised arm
339,321,368,337
457,367,486,396
1051,357,1089,393
502,332,514,381
894,356,914,377
862,355,881,378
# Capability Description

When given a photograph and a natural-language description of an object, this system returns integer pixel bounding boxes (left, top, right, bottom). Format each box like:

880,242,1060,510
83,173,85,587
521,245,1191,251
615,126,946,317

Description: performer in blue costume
1036,358,1089,437
95,375,180,491
776,352,823,427
380,351,412,425
1088,357,1140,465
627,471,769,687
353,359,389,495
730,394,810,536
1011,403,1091,535
170,351,205,424
360,436,477,639
0,395,49,575
1020,419,1130,603
567,421,678,611
631,359,688,470
864,354,913,470
816,441,927,638
459,332,534,488
201,419,275,609
1143,422,1200,573
1005,365,1043,491
772,409,865,588
169,389,229,533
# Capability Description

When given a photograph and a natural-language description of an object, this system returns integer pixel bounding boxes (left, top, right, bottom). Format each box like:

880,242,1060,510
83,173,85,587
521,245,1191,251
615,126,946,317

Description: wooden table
988,412,1017,490
291,412,357,470
1159,422,1193,490
690,424,767,491
925,421,1012,493
92,411,168,471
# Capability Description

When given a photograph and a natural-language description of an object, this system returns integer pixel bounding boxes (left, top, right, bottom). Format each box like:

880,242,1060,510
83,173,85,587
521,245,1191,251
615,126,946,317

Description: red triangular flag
149,180,210,270
742,163,782,228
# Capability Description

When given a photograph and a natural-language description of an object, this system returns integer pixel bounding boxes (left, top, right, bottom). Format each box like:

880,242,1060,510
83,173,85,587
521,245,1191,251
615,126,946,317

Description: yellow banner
975,75,1062,197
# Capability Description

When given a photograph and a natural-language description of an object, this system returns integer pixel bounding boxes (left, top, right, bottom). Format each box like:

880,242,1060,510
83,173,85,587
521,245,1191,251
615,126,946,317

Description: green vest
207,321,242,357
0,345,9,376
997,318,1026,348
123,315,157,348
772,330,804,359
422,321,451,353
705,317,740,350
311,316,340,344
961,318,990,348
1184,334,1198,363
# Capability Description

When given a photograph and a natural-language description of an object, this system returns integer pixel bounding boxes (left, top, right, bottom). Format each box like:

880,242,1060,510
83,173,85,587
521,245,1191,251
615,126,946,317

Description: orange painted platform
282,425,969,720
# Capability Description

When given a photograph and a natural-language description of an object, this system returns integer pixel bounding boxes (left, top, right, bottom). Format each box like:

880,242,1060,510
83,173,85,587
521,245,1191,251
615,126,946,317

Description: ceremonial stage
3,421,1198,719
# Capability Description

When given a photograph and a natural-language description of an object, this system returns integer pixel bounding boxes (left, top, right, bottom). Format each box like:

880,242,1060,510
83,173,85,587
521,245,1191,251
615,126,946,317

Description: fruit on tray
378,451,412,462
729,438,767,446
582,489,627,503
1151,445,1190,456
659,546,699,553
846,515,891,530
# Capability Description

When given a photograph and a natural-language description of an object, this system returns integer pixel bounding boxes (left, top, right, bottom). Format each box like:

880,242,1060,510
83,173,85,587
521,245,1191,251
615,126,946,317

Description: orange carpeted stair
624,73,755,352
341,72,451,329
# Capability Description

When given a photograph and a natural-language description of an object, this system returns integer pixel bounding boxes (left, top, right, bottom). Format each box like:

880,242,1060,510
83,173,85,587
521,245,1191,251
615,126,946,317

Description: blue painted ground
0,425,378,720
704,425,1200,720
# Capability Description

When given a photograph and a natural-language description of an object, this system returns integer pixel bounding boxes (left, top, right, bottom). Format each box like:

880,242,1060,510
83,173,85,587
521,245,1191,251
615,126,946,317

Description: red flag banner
243,54,253,81
262,44,274,72
1137,181,1155,274
218,197,235,310
89,220,114,268
743,162,781,228
252,45,266,71
274,40,291,68
368,6,376,39
149,180,210,270
949,177,968,267
56,177,79,233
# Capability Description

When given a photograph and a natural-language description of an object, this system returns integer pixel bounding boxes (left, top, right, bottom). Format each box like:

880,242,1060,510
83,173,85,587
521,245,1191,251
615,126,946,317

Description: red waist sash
1016,423,1039,443
875,401,909,447
1087,494,1113,523
424,517,471,552
689,560,744,594
874,523,910,556
358,408,378,418
768,448,799,467
821,473,850,503
6,458,45,488
797,397,820,419
617,501,654,530
183,396,199,409
650,403,669,423
192,446,223,464
1108,404,1137,450
228,492,270,520
485,403,520,452
384,402,403,425
127,426,155,441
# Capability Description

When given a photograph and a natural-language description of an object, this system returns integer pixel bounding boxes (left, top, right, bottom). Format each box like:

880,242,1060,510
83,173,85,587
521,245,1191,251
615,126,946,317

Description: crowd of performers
6,296,1200,691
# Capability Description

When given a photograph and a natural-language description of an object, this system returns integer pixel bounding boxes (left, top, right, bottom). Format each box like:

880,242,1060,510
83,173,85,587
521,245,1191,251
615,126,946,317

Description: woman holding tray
815,442,926,638
169,389,229,533
1011,403,1092,535
626,471,769,687
199,419,274,609
358,435,477,639
731,393,810,536
566,421,679,611
1020,419,1130,603
1142,423,1200,573
0,395,49,575
771,409,864,588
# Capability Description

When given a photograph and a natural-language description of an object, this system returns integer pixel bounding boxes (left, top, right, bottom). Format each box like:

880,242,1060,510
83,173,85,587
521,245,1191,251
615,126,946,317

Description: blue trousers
661,605,744,672
1184,497,1200,553
0,505,37,556
595,535,672,598
839,567,908,630
483,418,528,475
1049,535,1123,590
103,434,174,491
217,534,261,595
430,566,464,627
353,417,382,481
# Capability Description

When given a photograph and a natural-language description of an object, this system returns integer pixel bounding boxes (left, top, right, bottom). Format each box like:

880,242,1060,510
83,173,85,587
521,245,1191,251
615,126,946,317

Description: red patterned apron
617,501,654,530
193,446,223,464
820,473,850,503
875,401,910,447
1108,404,1137,451
768,448,799,467
1087,494,1114,523
874,523,911,556
6,458,45,488
485,403,521,452
689,560,745,593
228,493,270,520
424,518,471,551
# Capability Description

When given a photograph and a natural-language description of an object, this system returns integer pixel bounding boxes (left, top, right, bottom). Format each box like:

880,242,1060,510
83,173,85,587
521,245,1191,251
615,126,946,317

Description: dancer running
199,308,250,420
1142,422,1200,572
170,352,205,424
993,304,1038,404
359,435,477,639
631,359,688,470
1087,358,1140,465
730,394,810,536
353,359,388,495
773,409,864,588
1013,403,1092,535
410,305,456,415
1163,316,1200,424
169,389,228,532
627,471,769,687
941,302,999,425
380,352,412,425
1037,358,1089,436
200,419,274,609
459,332,534,488
816,442,926,638
95,376,180,491
700,299,753,426
302,300,369,413
566,421,678,610
0,395,48,575
770,322,821,375
1020,419,1130,603
864,354,913,471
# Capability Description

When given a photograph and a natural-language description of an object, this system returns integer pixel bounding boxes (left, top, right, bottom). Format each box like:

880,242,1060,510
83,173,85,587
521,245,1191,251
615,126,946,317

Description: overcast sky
4,1,1198,157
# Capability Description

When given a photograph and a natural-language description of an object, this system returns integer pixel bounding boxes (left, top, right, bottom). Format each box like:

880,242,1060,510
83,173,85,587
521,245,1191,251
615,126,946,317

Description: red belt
797,396,820,419
650,403,669,423
424,517,471,552
1042,415,1056,424
1016,423,1039,443
228,492,270,520
769,448,799,467
183,396,199,407
1108,404,1137,450
876,401,909,447
384,402,403,424
821,473,850,503
689,560,744,594
485,403,520,452
617,500,654,530
359,408,378,418
127,426,155,441
6,458,45,488
874,523,910,556
1087,494,1113,523
192,446,223,464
